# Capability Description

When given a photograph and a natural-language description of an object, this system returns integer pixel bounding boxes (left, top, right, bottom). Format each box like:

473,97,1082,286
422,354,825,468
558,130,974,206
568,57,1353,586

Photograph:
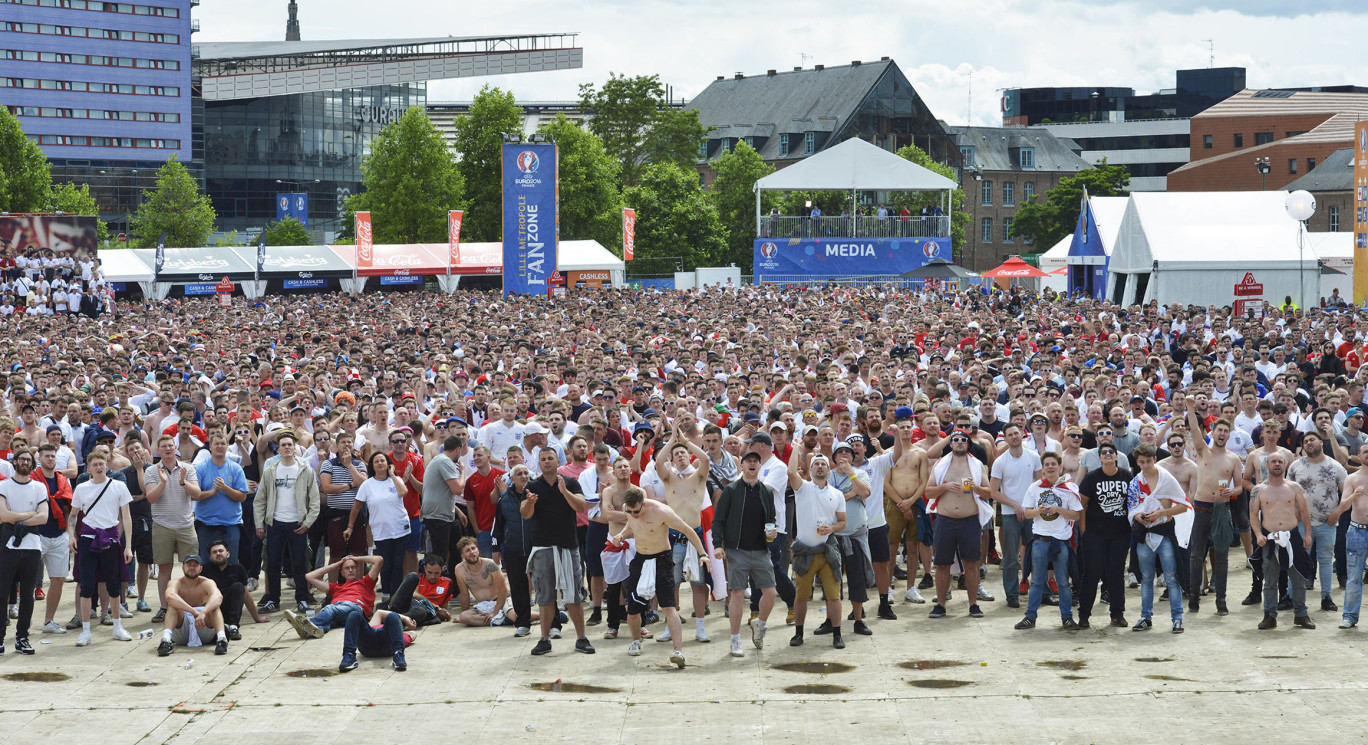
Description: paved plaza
2,557,1365,745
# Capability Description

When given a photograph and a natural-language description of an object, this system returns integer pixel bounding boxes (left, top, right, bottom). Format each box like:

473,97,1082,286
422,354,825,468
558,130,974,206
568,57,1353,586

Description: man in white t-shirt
1014,452,1083,631
990,423,1042,609
253,432,321,614
0,451,51,655
67,451,134,647
481,401,525,468
785,444,846,649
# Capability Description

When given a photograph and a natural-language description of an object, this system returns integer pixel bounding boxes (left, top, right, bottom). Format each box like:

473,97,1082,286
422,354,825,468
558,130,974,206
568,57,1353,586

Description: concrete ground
2,560,1366,745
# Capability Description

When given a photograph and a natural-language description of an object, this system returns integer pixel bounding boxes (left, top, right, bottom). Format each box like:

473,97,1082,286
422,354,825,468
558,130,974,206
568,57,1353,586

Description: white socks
163,629,174,643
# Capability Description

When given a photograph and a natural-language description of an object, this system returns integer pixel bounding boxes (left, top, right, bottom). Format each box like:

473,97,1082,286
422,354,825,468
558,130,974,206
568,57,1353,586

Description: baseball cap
833,441,853,455
183,554,203,566
768,421,788,432
894,406,914,421
802,424,819,435
1348,407,1364,418
523,422,548,435
743,412,761,422
740,451,763,463
746,432,774,447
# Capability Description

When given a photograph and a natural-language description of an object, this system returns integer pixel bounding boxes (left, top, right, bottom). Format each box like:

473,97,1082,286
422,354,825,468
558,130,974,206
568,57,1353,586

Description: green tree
47,182,108,245
1011,160,1130,250
891,144,969,261
261,216,311,246
580,73,708,187
539,114,623,250
708,141,775,270
623,162,725,270
451,85,521,242
342,106,464,244
129,155,216,248
0,107,52,213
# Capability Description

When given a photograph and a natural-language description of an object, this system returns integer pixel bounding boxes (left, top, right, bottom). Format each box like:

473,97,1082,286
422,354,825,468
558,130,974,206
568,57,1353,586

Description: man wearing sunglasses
925,428,1015,619
388,431,425,578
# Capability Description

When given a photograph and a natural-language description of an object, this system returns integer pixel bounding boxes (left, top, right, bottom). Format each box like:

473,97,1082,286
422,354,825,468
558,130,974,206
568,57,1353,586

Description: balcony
191,18,201,33
759,215,950,240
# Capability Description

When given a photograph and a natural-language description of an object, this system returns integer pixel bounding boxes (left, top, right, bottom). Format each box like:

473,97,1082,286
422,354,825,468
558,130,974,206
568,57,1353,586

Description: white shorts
40,534,71,578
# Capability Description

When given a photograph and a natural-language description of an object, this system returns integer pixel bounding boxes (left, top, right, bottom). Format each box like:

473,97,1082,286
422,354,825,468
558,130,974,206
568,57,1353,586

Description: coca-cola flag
448,210,463,274
623,208,635,261
355,211,373,269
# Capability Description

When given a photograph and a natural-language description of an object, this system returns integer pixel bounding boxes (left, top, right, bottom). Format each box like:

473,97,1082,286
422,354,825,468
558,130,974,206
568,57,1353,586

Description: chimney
285,0,300,41
851,60,861,66
814,64,824,71
767,69,776,77
716,75,724,81
880,56,889,61
793,66,802,71
734,72,744,80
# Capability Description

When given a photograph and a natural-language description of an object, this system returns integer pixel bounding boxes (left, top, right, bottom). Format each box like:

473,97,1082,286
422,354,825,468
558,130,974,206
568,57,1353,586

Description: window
1288,158,1297,175
1003,217,1014,243
981,218,993,243
697,140,707,161
779,133,789,158
1233,133,1243,148
743,136,754,149
1019,147,1034,168
718,138,730,153
981,180,992,206
1002,181,1015,206
1254,132,1274,145
1330,206,1339,232
960,145,974,167
803,132,815,155
1023,181,1035,202
1308,158,1316,171
1203,134,1213,149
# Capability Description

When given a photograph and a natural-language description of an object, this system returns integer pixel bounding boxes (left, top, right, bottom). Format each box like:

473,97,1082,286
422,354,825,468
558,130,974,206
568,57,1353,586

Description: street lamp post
1255,157,1271,191
1286,189,1317,313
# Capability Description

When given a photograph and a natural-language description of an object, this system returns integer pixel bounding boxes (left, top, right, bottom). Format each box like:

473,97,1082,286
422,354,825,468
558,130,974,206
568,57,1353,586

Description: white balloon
1285,190,1316,221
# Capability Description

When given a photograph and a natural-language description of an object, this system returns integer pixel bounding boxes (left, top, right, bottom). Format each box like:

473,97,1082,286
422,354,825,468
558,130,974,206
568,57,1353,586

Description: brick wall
1167,140,1348,191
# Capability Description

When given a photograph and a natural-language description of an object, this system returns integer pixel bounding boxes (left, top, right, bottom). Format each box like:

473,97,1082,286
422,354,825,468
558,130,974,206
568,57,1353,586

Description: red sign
623,208,636,261
547,271,566,287
215,277,234,293
117,232,127,243
1234,272,1263,297
447,210,463,273
355,211,373,268
1235,298,1264,318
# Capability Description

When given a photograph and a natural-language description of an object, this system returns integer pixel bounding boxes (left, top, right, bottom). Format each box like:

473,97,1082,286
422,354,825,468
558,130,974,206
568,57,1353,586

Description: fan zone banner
753,237,951,284
501,143,558,295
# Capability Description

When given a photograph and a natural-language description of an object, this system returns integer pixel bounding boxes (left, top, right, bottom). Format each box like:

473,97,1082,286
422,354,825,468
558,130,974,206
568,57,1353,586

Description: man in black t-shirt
199,540,266,640
520,448,592,656
121,441,154,614
1077,444,1133,628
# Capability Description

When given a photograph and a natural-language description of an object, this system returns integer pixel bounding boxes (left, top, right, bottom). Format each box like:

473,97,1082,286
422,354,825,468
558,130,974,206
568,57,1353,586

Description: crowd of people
0,244,111,318
1,282,1367,673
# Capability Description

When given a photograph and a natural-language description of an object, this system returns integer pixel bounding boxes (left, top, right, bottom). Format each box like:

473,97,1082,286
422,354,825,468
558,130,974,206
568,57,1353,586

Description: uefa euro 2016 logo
517,150,540,174
922,242,937,259
760,242,778,259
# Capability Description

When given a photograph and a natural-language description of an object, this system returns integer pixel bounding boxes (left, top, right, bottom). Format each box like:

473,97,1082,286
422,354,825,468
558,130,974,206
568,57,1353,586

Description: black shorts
932,515,983,566
625,550,676,616
132,514,154,565
868,524,891,563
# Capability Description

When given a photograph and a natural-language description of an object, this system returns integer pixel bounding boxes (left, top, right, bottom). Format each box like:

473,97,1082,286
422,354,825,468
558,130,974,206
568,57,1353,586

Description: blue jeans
311,600,362,632
197,523,241,562
1025,537,1073,621
343,609,404,657
1137,537,1183,622
750,533,796,612
1001,514,1032,600
264,521,311,605
1343,525,1367,625
1311,523,1337,598
477,530,494,558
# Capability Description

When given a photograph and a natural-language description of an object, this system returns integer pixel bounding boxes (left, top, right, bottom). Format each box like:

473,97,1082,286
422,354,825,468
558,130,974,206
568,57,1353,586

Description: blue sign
752,237,952,284
283,278,328,290
501,143,558,295
275,192,309,226
380,275,422,286
184,283,216,295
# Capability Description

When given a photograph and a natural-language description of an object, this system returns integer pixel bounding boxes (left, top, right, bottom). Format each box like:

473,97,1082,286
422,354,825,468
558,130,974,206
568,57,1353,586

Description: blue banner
1066,186,1108,300
283,278,328,290
380,275,422,286
108,282,126,292
275,193,309,226
753,237,952,283
184,283,216,295
501,143,558,295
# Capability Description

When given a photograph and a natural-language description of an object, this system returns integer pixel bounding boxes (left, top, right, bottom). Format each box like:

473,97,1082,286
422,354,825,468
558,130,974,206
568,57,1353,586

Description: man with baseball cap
712,449,778,657
157,553,229,656
747,431,796,623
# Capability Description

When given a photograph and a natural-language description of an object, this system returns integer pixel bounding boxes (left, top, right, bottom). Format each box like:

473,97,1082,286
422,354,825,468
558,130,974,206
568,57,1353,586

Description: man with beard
925,429,1014,619
1251,451,1317,630
1077,444,1133,628
652,413,712,644
157,554,229,656
1183,400,1241,616
199,539,267,640
453,537,511,627
1287,430,1348,614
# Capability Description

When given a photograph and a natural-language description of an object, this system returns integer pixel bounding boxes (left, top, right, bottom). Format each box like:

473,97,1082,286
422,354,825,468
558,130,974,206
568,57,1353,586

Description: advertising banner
184,283,217,295
448,210,464,273
283,278,329,290
501,143,558,295
752,237,952,284
623,208,635,261
275,193,309,226
1355,121,1368,305
0,214,99,254
380,275,422,286
356,211,373,269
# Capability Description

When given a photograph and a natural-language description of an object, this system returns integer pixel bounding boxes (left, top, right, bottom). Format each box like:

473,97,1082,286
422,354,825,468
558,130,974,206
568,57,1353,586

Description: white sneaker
751,620,767,649
729,638,744,657
41,620,67,634
627,640,642,656
977,586,995,601
905,587,926,604
7,604,16,619
246,577,257,592
76,630,92,647
695,627,711,643
1127,572,1139,588
112,626,132,641
656,628,673,642
549,627,562,639
513,627,530,637
126,585,139,599
1341,618,1357,629
670,649,686,669
149,565,159,580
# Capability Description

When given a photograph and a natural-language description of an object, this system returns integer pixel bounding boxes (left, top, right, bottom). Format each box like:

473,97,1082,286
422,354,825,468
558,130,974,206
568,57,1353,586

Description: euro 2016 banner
1355,121,1368,306
752,236,952,284
502,143,559,295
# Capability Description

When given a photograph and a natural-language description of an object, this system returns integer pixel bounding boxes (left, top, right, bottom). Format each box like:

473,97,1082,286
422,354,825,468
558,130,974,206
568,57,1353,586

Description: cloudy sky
199,0,1368,126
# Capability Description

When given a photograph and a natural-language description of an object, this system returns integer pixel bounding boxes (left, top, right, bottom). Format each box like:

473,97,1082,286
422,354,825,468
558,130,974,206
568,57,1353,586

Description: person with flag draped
1127,443,1190,634
1014,452,1083,630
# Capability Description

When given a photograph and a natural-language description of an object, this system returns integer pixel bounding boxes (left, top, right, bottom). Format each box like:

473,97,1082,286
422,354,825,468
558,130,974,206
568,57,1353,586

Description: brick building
1283,147,1353,234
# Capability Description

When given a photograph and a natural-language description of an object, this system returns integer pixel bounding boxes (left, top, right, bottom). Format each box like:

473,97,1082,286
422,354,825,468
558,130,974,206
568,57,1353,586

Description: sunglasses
949,436,969,443
1067,433,1082,438
390,438,407,445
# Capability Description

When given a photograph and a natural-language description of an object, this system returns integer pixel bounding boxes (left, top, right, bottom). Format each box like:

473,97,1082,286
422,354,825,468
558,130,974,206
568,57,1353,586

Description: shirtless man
1242,419,1295,605
598,457,633,638
1327,442,1368,629
610,487,710,668
1183,400,1242,615
1060,425,1084,482
357,404,390,463
652,413,712,643
1250,451,1316,630
452,537,511,627
882,412,930,604
156,553,228,656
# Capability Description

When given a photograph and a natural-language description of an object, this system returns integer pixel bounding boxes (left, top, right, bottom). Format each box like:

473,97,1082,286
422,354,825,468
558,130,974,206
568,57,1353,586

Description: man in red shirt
283,553,383,639
386,555,457,623
388,429,425,576
463,446,506,556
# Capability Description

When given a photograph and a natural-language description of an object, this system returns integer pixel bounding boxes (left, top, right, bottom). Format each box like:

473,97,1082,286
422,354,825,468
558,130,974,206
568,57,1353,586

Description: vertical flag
501,143,558,295
154,230,166,275
355,211,373,270
623,207,636,261
255,229,266,282
448,210,463,275
1354,121,1368,305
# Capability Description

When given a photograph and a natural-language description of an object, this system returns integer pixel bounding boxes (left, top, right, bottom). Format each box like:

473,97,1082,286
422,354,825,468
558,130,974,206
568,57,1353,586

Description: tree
539,114,623,250
708,141,775,270
891,144,969,261
261,216,310,246
47,182,109,245
622,162,726,270
580,73,708,187
451,85,521,242
0,106,51,213
129,154,216,248
1011,160,1130,250
342,106,464,244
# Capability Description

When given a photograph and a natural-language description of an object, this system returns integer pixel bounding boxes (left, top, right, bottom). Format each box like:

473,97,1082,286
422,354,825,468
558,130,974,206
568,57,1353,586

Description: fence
759,215,950,240
756,274,986,290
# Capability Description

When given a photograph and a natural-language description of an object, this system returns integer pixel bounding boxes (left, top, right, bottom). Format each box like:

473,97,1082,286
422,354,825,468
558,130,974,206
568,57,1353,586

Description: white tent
439,239,626,291
753,137,958,192
1038,196,1128,295
1107,191,1320,308
98,249,154,283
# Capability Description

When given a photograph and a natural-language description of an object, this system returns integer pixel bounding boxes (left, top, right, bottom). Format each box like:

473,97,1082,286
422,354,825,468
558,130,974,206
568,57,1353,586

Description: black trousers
220,581,246,627
1078,531,1128,620
502,550,532,629
0,548,41,640
423,518,460,571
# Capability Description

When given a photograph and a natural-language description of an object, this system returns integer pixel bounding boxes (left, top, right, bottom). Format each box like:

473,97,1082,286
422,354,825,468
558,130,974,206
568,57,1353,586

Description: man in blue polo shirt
194,433,250,558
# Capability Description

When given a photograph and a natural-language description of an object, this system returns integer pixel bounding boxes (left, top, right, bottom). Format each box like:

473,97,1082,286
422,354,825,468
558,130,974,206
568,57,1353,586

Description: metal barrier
758,215,950,239
756,274,983,290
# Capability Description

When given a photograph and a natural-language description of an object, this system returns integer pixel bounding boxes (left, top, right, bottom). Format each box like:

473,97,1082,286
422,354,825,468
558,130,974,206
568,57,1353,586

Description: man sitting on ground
157,554,228,656
283,554,383,639
452,536,512,627
199,539,267,640
386,554,457,624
